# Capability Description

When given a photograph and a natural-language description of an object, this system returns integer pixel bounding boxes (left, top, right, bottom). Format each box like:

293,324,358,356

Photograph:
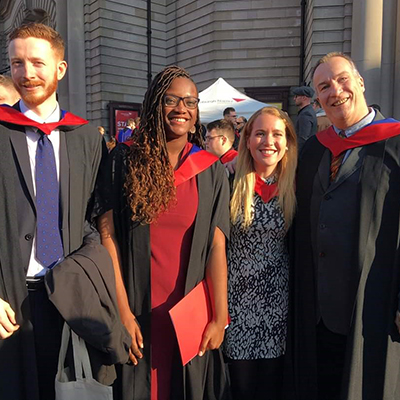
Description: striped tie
330,130,347,182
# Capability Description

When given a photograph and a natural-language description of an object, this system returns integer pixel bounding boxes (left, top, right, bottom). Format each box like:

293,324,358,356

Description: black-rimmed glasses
163,94,199,109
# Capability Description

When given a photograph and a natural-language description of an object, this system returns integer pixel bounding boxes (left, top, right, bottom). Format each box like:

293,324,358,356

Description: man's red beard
15,73,58,107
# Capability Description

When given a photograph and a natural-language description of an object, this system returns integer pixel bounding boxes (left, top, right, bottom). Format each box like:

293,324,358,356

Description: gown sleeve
92,142,130,218
211,161,230,241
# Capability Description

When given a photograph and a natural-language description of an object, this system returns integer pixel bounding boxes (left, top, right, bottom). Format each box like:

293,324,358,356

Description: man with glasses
205,119,237,164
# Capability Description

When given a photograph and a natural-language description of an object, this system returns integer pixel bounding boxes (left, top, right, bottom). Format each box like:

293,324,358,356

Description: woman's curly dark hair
125,65,204,224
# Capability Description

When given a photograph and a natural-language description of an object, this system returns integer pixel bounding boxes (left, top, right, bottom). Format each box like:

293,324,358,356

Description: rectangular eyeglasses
163,94,199,109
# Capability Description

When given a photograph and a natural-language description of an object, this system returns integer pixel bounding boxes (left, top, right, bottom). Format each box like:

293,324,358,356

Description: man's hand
0,298,19,339
395,311,400,334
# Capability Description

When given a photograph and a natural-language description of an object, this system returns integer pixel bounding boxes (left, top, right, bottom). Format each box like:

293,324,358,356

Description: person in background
133,116,140,130
205,119,238,164
98,65,230,400
292,85,317,152
224,106,297,400
116,117,136,143
106,135,116,152
312,99,332,132
223,107,237,126
224,107,240,150
98,125,117,152
98,125,106,136
369,103,381,112
290,52,400,400
236,116,247,133
0,74,20,105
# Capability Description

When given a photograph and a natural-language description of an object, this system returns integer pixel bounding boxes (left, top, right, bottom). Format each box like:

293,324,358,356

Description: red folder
169,280,228,366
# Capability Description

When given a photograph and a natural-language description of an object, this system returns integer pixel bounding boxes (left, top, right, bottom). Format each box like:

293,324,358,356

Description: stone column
380,0,397,117
351,0,383,106
56,0,87,118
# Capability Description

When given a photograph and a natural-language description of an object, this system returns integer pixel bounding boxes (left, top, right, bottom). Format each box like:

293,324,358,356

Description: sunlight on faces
313,56,369,130
9,37,67,110
162,77,198,141
247,113,287,179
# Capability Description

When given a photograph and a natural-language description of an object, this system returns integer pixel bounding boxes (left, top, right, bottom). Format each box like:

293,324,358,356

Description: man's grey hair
312,52,361,80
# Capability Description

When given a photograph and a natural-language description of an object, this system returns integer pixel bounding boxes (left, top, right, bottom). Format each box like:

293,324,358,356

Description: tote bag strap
57,322,94,381
71,329,94,380
57,322,71,376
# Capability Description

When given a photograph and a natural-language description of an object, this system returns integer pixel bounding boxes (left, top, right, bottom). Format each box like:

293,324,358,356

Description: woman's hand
198,227,228,357
198,319,226,357
122,310,144,365
98,211,144,366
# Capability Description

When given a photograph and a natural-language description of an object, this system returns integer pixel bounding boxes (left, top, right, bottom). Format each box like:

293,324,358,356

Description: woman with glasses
223,107,297,400
97,66,230,400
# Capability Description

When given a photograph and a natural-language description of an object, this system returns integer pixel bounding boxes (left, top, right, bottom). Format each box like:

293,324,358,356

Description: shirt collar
333,108,376,138
19,100,61,124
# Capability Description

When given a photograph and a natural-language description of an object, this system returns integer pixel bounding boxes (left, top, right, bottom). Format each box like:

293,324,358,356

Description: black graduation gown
0,120,107,400
288,113,400,400
109,144,231,400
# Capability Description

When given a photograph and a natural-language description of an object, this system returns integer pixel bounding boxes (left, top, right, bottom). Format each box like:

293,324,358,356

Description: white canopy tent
198,77,271,124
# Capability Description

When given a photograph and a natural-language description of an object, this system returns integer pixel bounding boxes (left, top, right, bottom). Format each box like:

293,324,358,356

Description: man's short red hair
9,23,65,59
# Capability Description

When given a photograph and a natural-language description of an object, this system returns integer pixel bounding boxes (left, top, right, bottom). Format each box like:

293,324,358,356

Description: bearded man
0,23,129,400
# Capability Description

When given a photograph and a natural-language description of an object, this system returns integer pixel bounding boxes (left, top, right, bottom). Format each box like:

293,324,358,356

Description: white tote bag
55,322,113,400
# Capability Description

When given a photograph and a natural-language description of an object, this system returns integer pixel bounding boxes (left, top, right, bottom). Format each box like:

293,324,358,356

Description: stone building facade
0,0,399,131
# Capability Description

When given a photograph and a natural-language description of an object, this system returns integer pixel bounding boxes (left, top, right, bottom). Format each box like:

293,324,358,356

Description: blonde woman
223,107,297,400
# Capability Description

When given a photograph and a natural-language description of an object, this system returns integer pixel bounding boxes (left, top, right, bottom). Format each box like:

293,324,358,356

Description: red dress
150,142,198,400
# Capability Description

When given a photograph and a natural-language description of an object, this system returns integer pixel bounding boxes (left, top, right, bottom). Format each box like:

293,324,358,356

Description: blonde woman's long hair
230,107,297,229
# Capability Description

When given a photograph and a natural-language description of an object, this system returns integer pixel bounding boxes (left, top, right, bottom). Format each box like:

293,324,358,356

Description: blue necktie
35,131,63,267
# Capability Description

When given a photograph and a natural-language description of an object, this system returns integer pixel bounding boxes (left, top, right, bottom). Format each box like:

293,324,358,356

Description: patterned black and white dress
224,180,289,360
